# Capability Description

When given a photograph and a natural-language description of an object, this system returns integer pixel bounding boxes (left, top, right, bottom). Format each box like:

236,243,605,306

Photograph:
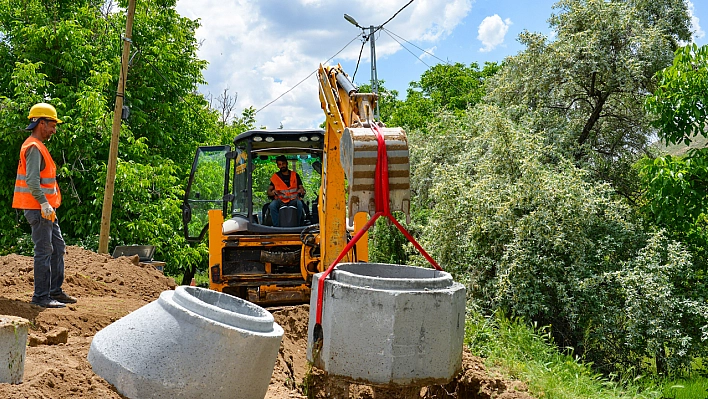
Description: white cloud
176,0,473,129
477,14,512,53
419,46,438,62
688,1,705,41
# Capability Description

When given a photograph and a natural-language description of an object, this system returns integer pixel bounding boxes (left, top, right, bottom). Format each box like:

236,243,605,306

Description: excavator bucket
340,126,411,224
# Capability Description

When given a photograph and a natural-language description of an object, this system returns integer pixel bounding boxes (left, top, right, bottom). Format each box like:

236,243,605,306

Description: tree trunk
181,265,196,286
577,92,609,147
655,347,668,376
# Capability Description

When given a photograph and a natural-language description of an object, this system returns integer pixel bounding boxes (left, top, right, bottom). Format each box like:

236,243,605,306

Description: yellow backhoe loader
181,65,410,305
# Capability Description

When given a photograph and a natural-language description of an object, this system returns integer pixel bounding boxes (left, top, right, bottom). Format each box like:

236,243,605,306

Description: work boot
51,292,77,304
31,298,66,308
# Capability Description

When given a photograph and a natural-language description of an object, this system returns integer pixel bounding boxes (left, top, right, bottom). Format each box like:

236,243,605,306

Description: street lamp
344,13,380,121
343,13,360,28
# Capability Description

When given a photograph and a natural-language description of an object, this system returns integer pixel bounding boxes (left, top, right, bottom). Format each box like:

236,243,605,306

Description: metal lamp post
344,13,380,122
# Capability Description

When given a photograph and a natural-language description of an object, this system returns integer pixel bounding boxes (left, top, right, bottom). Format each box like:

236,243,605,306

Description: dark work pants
269,199,304,226
24,210,66,302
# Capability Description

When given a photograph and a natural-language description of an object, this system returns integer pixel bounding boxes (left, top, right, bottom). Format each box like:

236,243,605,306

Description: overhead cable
382,29,432,68
383,28,450,66
377,0,415,31
351,37,368,81
255,33,362,114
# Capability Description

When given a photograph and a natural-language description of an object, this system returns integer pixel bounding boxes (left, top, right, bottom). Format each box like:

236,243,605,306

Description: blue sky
175,0,706,130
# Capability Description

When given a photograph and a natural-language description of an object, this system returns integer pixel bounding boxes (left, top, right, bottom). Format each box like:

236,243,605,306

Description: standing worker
12,103,76,308
267,155,305,226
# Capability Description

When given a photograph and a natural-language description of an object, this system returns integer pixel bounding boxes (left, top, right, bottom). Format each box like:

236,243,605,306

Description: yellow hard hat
26,103,62,130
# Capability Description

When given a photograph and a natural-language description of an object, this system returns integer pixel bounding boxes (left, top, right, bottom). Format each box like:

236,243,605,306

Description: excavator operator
267,155,305,226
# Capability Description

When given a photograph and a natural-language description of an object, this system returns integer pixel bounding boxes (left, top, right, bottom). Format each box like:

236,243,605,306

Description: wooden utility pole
99,0,136,254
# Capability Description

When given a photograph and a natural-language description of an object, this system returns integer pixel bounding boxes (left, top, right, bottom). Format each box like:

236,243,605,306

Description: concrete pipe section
88,286,284,399
307,263,466,387
0,315,30,384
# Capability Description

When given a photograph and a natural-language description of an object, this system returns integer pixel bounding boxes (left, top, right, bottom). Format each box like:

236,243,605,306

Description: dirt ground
0,246,533,399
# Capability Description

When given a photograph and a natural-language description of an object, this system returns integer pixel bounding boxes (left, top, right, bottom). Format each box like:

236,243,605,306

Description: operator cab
182,129,324,241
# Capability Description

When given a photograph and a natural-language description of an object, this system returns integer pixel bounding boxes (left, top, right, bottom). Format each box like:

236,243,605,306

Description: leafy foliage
367,63,500,264
0,0,254,277
368,214,415,265
646,44,708,145
371,62,500,132
583,232,708,375
637,42,708,312
632,151,708,374
487,0,691,200
635,150,708,265
410,104,707,375
634,46,708,366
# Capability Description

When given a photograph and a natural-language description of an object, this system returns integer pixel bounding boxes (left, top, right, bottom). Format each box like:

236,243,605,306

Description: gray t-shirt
25,145,48,205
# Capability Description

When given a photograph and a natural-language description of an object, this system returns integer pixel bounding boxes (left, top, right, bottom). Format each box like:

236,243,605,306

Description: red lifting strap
315,124,442,327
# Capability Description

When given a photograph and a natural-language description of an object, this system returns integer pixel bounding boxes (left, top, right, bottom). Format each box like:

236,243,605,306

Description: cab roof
234,129,324,155
233,129,324,143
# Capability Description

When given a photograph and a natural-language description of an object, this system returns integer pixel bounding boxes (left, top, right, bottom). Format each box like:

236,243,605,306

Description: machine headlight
310,135,320,142
299,136,309,142
253,136,263,142
265,136,275,142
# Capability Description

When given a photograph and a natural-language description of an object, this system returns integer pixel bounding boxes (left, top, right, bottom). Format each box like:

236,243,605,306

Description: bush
410,104,708,376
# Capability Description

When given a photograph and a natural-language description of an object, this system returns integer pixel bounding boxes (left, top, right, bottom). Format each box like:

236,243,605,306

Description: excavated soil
0,246,533,399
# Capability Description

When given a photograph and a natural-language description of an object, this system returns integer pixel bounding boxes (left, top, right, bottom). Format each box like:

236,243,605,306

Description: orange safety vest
12,137,61,209
270,172,299,203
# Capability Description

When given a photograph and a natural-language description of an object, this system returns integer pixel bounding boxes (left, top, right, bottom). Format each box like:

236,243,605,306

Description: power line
383,28,450,66
254,71,317,116
344,0,415,121
256,0,414,114
377,0,415,31
255,33,362,115
382,29,432,69
351,37,368,81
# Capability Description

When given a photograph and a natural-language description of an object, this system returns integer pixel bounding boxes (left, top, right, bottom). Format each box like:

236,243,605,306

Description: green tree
635,152,708,267
646,43,708,145
487,0,692,200
415,62,500,111
638,43,708,299
0,0,235,279
410,104,708,376
377,62,499,131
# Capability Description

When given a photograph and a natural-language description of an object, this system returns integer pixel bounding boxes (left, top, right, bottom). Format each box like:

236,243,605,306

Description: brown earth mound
0,247,532,398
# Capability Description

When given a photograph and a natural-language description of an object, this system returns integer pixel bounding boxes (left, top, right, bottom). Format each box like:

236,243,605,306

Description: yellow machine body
184,66,409,306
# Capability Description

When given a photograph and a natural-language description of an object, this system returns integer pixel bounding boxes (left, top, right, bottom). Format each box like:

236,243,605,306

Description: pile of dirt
0,246,533,398
0,246,176,399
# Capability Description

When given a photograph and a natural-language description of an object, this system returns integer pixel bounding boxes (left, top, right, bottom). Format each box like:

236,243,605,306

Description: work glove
40,202,56,222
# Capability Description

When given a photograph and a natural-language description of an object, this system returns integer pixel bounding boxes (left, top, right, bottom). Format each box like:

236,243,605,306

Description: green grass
465,311,665,399
660,378,708,399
